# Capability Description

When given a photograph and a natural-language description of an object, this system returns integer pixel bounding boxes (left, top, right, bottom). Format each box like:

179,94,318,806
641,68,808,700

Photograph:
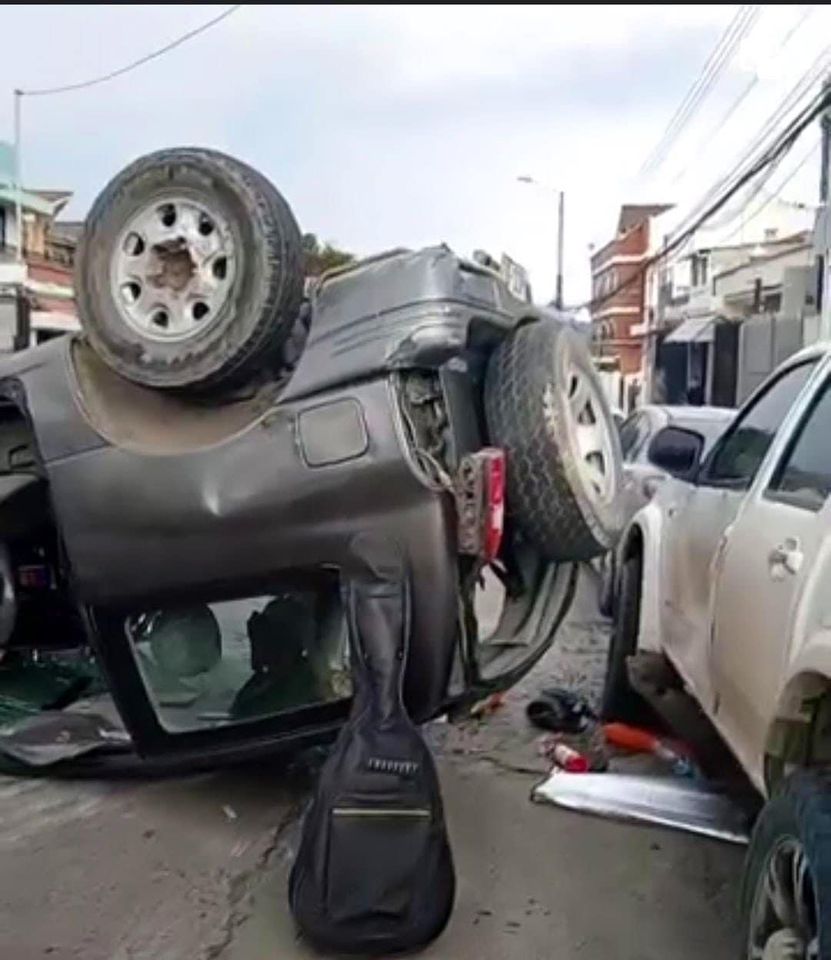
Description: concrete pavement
0,570,745,959
226,757,743,960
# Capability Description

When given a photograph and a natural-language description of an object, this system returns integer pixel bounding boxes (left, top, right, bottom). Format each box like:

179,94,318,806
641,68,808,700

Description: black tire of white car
597,552,615,618
76,148,304,392
485,320,624,562
741,771,831,958
600,554,650,723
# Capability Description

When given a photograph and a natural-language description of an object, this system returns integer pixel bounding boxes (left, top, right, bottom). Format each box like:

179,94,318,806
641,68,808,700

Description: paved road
0,570,744,959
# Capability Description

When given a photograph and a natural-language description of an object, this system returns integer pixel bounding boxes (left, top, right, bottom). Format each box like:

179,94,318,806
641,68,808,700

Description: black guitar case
288,534,455,955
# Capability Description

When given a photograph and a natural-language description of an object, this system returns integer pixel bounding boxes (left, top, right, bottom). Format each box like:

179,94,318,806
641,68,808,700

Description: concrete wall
0,297,16,351
716,245,814,318
1,201,19,250
0,259,25,285
737,314,809,402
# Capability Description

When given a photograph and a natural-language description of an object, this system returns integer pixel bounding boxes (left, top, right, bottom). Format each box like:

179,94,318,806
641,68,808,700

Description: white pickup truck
603,343,831,958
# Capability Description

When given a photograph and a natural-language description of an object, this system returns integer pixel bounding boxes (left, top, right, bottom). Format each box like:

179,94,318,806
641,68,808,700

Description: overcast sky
0,5,825,304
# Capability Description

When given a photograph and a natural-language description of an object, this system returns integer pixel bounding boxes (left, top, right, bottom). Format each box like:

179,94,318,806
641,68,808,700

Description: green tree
302,233,356,276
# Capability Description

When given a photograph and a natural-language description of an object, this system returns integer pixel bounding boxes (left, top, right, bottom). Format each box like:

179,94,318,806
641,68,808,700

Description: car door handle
768,538,804,576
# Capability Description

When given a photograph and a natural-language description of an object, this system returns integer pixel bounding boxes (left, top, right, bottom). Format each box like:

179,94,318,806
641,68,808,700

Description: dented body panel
283,246,526,401
0,247,555,754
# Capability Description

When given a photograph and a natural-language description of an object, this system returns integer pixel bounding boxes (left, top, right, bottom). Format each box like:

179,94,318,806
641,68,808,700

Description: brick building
590,204,670,408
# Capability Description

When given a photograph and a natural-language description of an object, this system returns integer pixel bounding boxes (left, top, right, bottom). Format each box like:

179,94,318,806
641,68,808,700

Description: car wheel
741,771,831,959
597,552,615,618
485,320,624,561
76,148,304,392
600,553,649,722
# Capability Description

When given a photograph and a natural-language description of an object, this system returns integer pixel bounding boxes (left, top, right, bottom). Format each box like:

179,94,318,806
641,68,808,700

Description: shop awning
664,317,715,344
0,185,55,216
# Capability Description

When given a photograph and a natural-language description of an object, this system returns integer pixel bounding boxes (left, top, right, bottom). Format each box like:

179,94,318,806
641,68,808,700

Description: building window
762,292,781,313
691,253,709,288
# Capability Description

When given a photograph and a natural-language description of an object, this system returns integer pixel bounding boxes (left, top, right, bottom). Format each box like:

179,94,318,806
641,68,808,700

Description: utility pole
13,90,22,263
517,176,565,308
555,190,565,310
818,76,831,340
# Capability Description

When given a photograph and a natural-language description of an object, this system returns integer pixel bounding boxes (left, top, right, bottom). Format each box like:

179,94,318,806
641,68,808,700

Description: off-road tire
485,320,623,561
76,148,303,392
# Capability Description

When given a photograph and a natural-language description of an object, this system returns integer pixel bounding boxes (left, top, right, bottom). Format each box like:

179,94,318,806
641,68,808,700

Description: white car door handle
769,538,804,576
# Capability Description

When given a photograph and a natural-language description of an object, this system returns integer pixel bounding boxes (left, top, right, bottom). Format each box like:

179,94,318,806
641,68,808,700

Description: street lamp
518,175,565,310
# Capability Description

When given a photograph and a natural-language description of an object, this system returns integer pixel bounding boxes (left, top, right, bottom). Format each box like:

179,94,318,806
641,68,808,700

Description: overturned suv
0,149,622,765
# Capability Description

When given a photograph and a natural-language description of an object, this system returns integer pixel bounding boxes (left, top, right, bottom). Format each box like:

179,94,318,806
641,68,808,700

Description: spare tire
76,148,303,391
485,320,623,561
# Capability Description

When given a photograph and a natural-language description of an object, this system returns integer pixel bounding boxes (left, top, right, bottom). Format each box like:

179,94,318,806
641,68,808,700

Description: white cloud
4,4,817,305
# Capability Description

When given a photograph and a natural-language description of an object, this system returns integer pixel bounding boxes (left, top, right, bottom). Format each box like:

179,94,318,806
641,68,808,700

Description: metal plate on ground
532,770,750,845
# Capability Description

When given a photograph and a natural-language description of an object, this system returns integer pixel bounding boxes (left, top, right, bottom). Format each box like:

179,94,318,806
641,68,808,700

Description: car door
661,359,818,710
710,364,831,778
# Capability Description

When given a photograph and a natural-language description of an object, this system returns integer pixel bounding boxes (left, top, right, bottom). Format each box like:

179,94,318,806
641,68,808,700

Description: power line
17,5,241,97
669,5,816,189
725,46,827,177
720,138,820,243
9,4,242,264
639,6,749,175
639,6,760,177
588,81,831,312
667,40,831,241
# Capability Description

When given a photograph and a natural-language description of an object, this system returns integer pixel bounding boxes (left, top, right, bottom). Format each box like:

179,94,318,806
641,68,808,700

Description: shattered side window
124,589,351,733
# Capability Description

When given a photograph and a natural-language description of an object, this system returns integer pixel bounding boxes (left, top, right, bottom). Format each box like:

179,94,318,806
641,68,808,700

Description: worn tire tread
741,770,831,957
485,320,619,561
76,147,303,392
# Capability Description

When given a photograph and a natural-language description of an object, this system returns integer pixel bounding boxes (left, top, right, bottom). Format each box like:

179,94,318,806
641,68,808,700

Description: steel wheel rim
110,195,237,343
562,365,617,505
748,837,819,959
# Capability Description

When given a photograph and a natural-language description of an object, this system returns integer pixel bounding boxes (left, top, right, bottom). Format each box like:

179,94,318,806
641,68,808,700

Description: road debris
602,722,697,777
537,732,608,773
0,711,131,769
548,741,589,773
469,692,506,719
531,770,750,844
525,686,595,733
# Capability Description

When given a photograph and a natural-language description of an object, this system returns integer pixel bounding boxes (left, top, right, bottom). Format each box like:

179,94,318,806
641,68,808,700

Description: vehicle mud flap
288,533,455,955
